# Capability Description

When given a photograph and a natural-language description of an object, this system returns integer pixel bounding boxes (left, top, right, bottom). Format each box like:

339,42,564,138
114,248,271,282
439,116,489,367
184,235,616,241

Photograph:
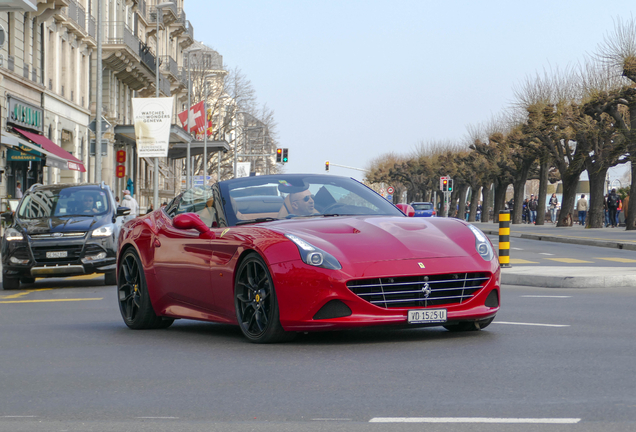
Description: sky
186,0,635,183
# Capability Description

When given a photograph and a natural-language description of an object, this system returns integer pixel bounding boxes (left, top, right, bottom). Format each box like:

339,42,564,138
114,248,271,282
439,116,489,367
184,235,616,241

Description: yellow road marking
0,298,103,304
545,258,594,263
0,288,52,299
594,257,636,263
529,232,636,244
63,274,103,280
509,259,539,264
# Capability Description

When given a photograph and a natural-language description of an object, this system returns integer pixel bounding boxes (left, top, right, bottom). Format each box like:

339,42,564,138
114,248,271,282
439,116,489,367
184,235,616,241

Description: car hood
271,216,474,263
18,215,105,235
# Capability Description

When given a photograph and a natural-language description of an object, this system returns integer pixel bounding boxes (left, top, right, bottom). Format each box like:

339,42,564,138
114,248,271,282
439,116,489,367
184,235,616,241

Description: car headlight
5,227,24,241
91,224,114,238
468,224,495,261
285,234,342,270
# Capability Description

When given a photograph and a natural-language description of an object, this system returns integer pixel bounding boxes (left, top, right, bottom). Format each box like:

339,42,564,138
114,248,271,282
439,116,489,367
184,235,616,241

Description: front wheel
117,249,174,330
2,276,20,290
234,253,295,343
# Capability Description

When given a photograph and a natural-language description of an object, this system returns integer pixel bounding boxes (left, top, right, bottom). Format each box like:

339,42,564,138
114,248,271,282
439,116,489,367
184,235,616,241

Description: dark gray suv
1,183,129,290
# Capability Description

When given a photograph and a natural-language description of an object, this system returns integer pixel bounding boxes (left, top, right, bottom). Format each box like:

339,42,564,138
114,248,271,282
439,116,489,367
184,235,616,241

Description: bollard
498,210,511,268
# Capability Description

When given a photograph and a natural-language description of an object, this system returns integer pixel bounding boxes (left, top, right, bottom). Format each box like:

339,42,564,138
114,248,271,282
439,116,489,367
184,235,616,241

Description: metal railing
160,55,178,77
184,20,194,40
148,1,177,24
103,22,140,54
63,0,86,32
87,15,96,38
138,0,147,20
159,73,171,96
139,42,156,71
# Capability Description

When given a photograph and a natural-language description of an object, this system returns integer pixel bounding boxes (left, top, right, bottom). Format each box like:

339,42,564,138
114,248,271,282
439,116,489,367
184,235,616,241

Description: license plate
408,309,447,324
46,251,68,259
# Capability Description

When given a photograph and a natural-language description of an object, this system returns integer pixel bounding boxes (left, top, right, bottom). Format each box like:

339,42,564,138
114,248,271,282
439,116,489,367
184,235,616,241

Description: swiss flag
178,101,206,133
194,107,213,140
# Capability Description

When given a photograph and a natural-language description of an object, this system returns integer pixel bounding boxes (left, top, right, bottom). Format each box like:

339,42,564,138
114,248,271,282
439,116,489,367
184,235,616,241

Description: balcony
58,0,87,37
136,0,147,22
148,1,178,27
160,55,178,79
139,42,157,72
85,15,96,46
102,21,156,92
180,20,194,48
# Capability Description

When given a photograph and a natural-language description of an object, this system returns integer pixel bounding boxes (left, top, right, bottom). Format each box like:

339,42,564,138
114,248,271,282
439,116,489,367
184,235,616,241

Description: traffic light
448,179,453,192
442,179,448,192
325,161,330,171
276,148,282,163
282,148,289,163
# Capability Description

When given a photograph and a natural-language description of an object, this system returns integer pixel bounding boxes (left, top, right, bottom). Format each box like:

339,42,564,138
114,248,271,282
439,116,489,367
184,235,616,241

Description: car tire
104,271,117,286
117,249,174,330
2,276,20,290
443,317,494,332
20,277,36,284
234,252,295,343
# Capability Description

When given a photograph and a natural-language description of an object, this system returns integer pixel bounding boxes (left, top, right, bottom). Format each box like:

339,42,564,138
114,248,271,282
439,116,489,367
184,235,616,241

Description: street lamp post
154,2,173,209
185,47,201,189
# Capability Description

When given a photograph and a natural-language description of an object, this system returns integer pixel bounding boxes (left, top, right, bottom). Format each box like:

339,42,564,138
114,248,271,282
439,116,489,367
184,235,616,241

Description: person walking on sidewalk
549,193,559,224
607,189,619,228
528,194,539,224
576,194,588,226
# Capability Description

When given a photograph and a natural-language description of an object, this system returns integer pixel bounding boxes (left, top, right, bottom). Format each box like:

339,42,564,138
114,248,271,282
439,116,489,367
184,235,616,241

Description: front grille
30,245,84,263
30,232,86,239
347,272,490,309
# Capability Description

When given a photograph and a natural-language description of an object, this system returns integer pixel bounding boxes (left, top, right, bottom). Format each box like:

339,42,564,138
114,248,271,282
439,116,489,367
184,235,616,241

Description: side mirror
117,206,131,217
396,204,415,217
173,213,215,239
1,211,13,222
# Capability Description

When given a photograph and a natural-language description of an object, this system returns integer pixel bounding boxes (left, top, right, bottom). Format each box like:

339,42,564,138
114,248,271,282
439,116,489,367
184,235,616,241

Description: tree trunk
456,185,468,219
480,181,492,223
557,174,579,227
493,180,510,223
587,167,608,228
467,186,480,222
627,155,636,230
535,158,549,225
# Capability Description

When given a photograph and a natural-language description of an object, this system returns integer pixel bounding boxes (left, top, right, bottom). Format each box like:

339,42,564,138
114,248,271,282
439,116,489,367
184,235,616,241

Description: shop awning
12,127,86,172
2,132,66,170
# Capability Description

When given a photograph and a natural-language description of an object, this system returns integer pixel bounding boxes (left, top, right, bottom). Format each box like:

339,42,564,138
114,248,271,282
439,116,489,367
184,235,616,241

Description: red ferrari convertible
116,174,500,343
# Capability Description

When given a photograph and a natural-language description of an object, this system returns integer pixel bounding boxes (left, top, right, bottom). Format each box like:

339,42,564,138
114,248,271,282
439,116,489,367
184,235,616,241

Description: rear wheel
444,317,494,332
234,253,295,343
117,249,173,330
2,276,20,290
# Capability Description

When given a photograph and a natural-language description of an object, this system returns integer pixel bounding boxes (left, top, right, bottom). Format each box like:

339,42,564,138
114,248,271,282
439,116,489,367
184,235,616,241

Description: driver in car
289,189,317,216
80,195,99,214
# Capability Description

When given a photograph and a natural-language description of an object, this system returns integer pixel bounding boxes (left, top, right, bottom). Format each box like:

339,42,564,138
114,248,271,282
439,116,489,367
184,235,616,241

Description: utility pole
95,0,102,183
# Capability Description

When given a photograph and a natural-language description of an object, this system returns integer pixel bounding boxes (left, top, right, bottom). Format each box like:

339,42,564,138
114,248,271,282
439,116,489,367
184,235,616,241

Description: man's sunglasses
295,195,314,203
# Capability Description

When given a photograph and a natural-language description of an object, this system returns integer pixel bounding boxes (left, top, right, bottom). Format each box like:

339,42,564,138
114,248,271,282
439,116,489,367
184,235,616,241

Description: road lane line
136,417,179,419
494,321,570,328
0,289,52,299
545,258,594,263
369,417,580,423
312,418,352,421
594,257,636,263
539,253,554,255
0,298,103,304
509,259,539,264
521,295,571,298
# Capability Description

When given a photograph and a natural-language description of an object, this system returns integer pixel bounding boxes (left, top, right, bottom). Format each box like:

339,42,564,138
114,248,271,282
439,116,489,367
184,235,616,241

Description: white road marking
369,417,580,424
511,247,524,250
539,253,555,255
136,417,179,419
2,416,37,418
494,321,570,328
312,418,352,421
522,295,571,298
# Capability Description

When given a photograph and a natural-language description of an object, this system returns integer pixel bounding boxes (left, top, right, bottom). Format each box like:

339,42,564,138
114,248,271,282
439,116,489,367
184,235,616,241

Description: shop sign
7,95,44,132
7,148,41,162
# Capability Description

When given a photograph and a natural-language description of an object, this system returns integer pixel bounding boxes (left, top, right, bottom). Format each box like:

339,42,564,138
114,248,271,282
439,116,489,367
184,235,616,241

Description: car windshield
17,187,111,219
412,203,433,211
218,174,404,226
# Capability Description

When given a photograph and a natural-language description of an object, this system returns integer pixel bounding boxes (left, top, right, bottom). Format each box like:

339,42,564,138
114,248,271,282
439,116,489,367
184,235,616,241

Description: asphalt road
1,277,635,432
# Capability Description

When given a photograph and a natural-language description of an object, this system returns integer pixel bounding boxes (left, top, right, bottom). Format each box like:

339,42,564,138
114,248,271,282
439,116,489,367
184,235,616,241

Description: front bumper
272,255,500,332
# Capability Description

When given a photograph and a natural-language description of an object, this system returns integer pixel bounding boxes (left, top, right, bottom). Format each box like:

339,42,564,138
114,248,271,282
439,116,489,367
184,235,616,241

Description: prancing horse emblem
421,282,431,298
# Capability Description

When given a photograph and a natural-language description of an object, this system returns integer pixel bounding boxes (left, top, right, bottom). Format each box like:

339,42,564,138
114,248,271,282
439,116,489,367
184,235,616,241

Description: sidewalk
475,220,636,288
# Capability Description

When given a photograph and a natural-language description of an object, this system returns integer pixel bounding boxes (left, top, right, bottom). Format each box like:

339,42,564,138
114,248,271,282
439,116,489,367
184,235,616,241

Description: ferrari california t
116,174,500,343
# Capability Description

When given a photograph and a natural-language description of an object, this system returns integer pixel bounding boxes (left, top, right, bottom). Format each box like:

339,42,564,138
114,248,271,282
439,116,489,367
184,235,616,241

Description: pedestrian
115,196,120,206
146,203,154,215
15,181,23,199
607,189,619,228
549,193,559,224
121,190,139,222
528,194,538,224
604,194,610,227
616,195,623,227
576,194,588,226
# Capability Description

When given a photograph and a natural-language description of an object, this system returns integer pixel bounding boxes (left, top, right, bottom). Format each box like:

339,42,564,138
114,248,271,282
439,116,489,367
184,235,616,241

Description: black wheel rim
118,254,142,322
236,259,271,338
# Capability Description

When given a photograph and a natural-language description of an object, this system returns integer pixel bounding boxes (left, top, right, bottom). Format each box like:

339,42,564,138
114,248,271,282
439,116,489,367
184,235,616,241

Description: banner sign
7,95,43,132
132,97,174,157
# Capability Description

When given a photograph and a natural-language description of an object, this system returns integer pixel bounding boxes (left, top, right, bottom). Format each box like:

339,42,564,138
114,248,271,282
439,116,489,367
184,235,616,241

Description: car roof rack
28,183,43,192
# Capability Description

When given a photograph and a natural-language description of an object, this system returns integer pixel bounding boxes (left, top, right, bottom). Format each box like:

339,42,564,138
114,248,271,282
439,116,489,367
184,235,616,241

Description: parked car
410,202,437,217
1,183,130,290
116,174,500,343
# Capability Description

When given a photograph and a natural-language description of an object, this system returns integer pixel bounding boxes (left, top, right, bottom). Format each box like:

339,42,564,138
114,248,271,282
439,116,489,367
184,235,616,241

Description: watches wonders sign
7,95,43,132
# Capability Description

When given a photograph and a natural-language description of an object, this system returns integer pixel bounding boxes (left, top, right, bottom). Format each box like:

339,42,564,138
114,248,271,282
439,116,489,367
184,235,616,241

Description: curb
482,229,636,251
501,267,636,288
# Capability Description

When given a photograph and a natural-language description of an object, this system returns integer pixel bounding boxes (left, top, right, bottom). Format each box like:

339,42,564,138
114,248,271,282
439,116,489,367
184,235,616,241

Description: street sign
116,165,126,178
380,188,385,195
88,116,112,133
387,186,394,195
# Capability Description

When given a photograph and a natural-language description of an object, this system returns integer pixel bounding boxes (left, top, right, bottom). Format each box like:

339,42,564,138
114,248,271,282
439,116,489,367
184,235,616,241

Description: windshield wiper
235,217,278,225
